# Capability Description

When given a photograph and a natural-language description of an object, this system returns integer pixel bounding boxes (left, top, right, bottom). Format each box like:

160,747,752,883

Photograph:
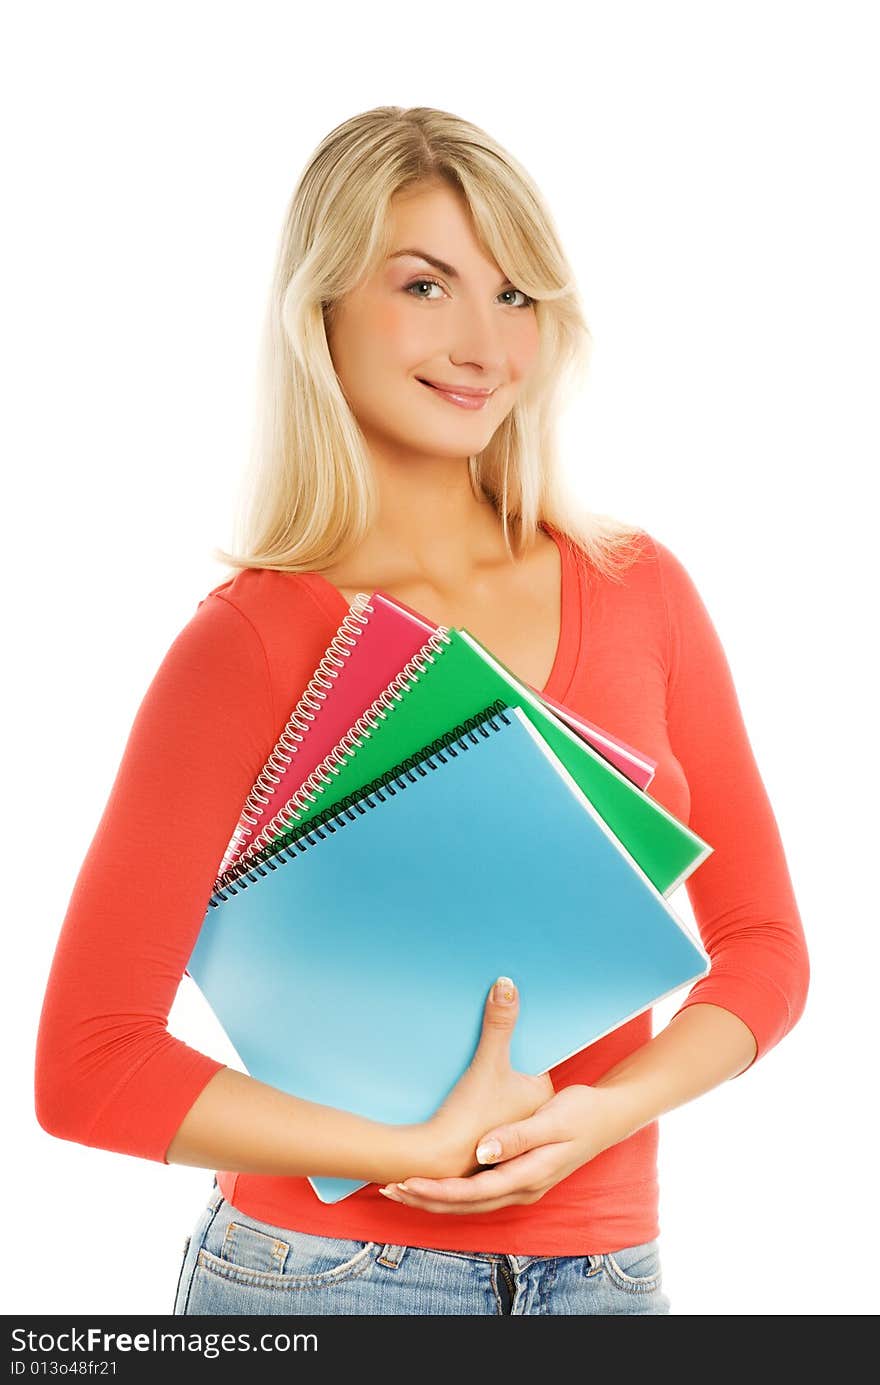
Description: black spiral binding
206,698,513,909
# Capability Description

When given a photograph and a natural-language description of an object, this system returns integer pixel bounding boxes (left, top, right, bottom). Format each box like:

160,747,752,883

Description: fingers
384,1147,554,1213
476,1107,561,1164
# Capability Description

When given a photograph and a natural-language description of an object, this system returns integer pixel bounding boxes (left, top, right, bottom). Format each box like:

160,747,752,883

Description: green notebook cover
218,628,711,897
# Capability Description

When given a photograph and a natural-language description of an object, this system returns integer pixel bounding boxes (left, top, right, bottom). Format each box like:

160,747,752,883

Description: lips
416,378,496,410
418,379,494,397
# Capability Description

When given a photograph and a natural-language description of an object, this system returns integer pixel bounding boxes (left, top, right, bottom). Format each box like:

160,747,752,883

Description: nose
446,297,507,377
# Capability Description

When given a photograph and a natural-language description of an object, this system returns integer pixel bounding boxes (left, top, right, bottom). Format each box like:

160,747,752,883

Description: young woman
34,105,810,1316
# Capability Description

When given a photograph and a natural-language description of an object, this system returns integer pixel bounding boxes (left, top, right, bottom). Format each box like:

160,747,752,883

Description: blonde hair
213,105,646,583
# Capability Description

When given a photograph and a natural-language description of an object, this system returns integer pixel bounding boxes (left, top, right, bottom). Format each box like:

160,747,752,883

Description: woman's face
325,181,540,466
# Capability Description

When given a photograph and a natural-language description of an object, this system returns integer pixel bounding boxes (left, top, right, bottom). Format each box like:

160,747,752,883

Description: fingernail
378,1187,402,1201
493,976,516,1004
476,1138,502,1163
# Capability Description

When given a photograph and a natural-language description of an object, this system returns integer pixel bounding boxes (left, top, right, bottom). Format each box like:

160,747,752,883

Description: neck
351,451,528,588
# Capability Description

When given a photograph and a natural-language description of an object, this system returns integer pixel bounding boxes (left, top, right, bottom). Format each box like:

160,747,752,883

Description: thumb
474,975,519,1054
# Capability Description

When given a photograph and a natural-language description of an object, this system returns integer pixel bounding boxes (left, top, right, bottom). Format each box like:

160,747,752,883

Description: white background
4,0,876,1316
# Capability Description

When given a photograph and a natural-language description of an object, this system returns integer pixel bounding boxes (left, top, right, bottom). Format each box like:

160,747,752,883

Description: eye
405,277,445,301
498,287,535,309
404,277,535,308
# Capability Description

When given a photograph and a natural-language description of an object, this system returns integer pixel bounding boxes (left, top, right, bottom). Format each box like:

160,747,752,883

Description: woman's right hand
422,977,555,1180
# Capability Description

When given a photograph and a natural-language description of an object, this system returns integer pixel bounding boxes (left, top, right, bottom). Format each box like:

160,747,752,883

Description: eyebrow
388,248,512,286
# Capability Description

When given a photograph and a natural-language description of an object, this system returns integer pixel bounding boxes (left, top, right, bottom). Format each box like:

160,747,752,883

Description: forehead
382,183,500,276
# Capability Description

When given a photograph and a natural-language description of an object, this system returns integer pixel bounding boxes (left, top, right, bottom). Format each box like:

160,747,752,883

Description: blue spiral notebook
186,702,710,1203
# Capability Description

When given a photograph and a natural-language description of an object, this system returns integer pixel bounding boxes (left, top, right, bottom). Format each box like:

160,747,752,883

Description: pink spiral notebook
215,591,447,878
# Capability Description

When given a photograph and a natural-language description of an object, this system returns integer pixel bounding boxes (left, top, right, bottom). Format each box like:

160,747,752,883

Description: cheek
372,299,425,353
334,303,417,394
509,318,541,379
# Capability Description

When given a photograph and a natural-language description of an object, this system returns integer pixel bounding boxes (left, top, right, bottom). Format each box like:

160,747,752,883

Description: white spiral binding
216,591,373,877
213,621,453,890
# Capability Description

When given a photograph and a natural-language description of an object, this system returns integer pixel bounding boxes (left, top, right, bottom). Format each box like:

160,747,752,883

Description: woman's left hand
378,1082,637,1214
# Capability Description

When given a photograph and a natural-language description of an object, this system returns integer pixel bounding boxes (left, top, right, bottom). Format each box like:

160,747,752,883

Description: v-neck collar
300,518,582,705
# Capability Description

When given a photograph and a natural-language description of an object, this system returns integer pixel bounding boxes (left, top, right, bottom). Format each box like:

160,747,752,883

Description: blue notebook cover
186,703,710,1203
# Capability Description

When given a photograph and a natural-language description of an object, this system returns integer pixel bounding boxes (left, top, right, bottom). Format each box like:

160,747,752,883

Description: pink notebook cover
215,591,445,878
536,689,656,790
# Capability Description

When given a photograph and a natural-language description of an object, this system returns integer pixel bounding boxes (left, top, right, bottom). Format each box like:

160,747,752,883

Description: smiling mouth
417,379,495,397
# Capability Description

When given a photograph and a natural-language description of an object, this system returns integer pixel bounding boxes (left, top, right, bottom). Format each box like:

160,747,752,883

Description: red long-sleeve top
34,527,810,1254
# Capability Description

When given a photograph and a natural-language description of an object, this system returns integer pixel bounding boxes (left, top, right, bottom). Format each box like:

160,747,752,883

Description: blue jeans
173,1178,671,1315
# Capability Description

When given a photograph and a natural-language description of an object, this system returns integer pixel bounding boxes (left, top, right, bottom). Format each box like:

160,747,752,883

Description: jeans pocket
602,1238,663,1293
200,1208,378,1290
